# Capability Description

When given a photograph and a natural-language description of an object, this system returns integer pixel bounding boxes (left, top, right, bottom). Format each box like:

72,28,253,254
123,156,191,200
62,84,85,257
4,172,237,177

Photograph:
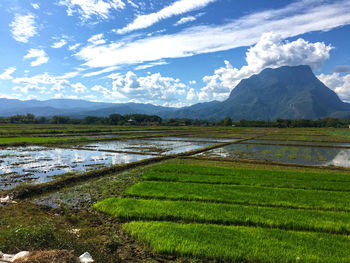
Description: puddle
0,146,153,191
197,143,350,167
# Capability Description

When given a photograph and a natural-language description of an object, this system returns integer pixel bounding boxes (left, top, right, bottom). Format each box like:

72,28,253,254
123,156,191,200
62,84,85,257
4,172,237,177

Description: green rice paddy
123,221,350,263
95,156,350,262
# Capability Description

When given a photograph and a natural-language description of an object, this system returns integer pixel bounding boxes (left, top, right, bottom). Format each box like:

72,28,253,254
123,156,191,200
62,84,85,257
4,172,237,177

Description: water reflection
82,139,215,155
198,143,350,167
0,146,153,191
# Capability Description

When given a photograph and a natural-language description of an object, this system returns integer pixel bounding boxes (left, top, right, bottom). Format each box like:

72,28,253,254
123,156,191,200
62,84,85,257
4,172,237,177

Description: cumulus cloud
10,14,37,43
318,73,350,102
101,71,194,106
12,72,80,95
71,82,87,93
76,0,350,69
51,39,67,48
199,32,333,101
58,0,125,20
0,67,16,80
24,49,49,67
117,0,217,34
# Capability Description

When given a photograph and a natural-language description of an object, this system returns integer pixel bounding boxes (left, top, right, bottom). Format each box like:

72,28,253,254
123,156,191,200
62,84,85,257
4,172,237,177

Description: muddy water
197,143,350,167
0,146,153,191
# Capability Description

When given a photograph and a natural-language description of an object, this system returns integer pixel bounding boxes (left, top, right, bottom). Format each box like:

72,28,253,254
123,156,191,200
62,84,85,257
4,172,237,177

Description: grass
123,221,350,263
95,197,350,234
150,163,350,181
126,181,350,211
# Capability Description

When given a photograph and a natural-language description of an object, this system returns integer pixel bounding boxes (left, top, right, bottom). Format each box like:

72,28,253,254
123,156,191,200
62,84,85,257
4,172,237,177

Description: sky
0,0,350,107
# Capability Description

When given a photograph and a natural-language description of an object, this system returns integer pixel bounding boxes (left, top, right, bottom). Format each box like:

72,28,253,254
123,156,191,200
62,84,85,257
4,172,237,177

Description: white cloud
69,43,81,51
31,3,40,9
134,61,168,70
83,66,119,77
72,82,88,93
199,32,333,102
189,80,196,85
24,49,49,67
0,67,16,80
174,15,197,26
58,0,125,20
12,72,75,94
87,33,106,45
76,0,350,68
126,0,138,8
10,14,37,43
51,39,67,48
110,71,193,106
117,0,216,34
59,71,80,79
318,73,350,102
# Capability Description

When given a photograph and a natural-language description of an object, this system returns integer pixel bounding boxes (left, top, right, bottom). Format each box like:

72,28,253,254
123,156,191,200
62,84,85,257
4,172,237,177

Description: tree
223,117,232,126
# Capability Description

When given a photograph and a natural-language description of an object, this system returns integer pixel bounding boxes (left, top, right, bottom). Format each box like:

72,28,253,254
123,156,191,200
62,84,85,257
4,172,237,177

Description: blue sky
0,0,350,107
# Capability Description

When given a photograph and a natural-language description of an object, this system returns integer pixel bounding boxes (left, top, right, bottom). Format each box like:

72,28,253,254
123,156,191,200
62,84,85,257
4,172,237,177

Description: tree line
0,113,162,125
0,113,349,127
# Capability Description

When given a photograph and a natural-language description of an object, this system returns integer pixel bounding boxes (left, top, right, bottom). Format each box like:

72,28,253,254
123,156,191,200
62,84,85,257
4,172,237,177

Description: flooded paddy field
197,143,350,167
0,146,154,191
79,138,216,155
0,136,217,191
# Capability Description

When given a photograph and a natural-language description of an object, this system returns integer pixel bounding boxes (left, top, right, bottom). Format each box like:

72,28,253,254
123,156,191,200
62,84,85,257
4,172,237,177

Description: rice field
3,125,350,262
95,158,350,262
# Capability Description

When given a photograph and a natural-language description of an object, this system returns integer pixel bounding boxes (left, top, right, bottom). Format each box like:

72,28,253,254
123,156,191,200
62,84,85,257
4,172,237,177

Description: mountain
169,65,350,120
1,65,350,120
0,99,176,117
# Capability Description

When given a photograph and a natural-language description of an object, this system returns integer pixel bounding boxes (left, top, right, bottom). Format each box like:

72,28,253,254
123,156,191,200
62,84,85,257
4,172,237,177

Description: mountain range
1,65,350,120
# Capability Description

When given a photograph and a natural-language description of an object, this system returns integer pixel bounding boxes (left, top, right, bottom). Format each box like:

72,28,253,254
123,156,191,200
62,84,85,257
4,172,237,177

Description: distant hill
1,65,350,120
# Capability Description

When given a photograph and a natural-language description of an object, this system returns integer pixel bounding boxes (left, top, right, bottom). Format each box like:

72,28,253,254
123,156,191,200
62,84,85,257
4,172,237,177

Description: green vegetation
149,163,350,182
126,181,350,211
141,171,350,191
95,197,350,234
0,203,120,262
124,221,350,263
